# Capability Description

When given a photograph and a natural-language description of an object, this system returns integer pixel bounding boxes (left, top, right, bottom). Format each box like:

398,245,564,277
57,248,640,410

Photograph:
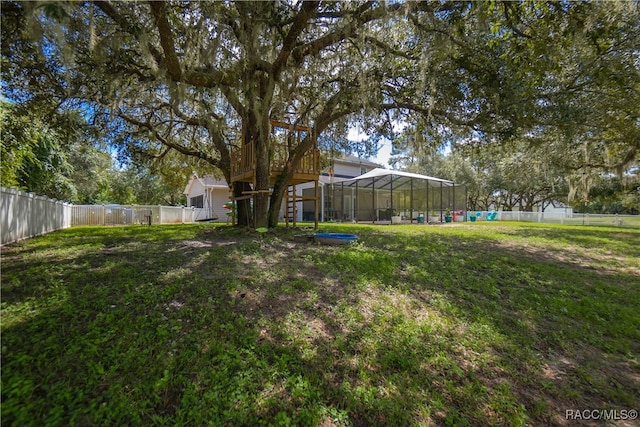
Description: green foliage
0,100,206,205
391,1,638,202
573,173,640,214
2,223,638,425
1,101,80,201
0,102,35,188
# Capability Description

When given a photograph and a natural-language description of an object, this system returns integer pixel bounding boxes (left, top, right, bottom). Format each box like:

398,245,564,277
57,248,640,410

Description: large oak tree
4,1,637,226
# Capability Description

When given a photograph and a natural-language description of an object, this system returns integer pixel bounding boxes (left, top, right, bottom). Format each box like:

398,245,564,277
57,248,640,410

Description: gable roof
199,176,229,187
332,153,382,168
184,175,230,195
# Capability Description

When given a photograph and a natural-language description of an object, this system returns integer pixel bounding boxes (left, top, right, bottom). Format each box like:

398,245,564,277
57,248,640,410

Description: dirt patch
542,355,576,381
176,240,214,249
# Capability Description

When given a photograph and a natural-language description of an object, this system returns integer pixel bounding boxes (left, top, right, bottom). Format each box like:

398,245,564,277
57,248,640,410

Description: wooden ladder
285,184,297,228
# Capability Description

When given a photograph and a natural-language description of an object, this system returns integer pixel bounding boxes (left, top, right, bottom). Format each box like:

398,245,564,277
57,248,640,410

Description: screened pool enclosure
324,169,466,223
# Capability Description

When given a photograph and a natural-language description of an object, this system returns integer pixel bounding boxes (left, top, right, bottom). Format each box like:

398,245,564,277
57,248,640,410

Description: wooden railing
271,145,320,175
231,142,319,183
230,142,254,179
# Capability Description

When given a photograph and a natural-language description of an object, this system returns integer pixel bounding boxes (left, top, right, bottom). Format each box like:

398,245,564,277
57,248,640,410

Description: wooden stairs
285,185,297,228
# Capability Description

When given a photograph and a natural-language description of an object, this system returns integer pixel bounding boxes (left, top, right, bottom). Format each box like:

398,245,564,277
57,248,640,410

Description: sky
347,127,395,168
371,139,393,167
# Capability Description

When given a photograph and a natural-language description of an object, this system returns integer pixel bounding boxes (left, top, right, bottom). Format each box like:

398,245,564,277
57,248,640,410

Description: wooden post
293,184,297,228
390,175,394,217
452,184,455,220
355,179,359,222
314,180,319,229
341,181,345,222
426,180,429,221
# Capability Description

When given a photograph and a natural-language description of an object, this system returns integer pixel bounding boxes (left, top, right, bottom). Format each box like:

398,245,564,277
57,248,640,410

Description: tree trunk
233,182,252,226
243,108,271,229
253,142,270,228
268,172,289,228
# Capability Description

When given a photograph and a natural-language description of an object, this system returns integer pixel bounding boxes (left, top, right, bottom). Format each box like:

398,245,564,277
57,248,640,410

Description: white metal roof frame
338,168,457,189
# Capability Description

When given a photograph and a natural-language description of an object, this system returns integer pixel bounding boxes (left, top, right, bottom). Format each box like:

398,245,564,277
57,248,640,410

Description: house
183,155,381,224
296,153,382,222
185,153,465,224
327,153,382,181
183,175,231,222
484,197,573,218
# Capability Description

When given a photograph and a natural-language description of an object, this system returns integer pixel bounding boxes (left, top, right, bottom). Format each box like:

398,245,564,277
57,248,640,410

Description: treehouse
230,120,320,228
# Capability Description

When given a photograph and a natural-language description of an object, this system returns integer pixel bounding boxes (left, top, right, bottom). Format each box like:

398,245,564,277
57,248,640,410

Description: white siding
187,179,206,207
206,188,232,222
333,162,367,179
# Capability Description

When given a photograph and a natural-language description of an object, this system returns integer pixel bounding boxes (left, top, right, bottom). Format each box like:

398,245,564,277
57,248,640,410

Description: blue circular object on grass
314,233,358,245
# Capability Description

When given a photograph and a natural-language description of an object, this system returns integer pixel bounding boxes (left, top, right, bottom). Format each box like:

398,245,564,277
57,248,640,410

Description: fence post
158,205,162,225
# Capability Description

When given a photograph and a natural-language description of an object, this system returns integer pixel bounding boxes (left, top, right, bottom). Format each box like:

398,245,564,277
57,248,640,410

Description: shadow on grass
1,224,638,426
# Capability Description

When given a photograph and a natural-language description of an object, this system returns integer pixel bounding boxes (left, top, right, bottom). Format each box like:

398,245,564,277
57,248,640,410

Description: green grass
2,222,639,426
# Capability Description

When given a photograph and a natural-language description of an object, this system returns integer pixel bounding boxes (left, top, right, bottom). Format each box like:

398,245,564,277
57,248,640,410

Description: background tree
573,172,640,214
391,127,571,212
388,1,638,212
0,101,107,202
489,1,639,202
0,99,211,206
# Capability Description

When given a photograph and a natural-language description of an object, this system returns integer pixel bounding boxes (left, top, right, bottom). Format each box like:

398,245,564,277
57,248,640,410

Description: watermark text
566,409,637,421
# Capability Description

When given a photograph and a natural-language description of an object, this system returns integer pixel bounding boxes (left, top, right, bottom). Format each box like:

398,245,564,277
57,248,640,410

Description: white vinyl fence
1,187,219,245
1,187,73,245
468,210,640,228
71,205,211,226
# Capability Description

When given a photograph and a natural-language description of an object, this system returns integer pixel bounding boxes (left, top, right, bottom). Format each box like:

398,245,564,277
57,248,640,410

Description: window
360,166,367,175
190,195,204,208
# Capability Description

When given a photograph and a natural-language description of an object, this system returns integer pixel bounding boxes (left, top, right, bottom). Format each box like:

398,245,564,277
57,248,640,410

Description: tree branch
380,102,477,127
148,1,182,81
272,1,319,78
291,2,384,63
291,1,457,63
118,111,221,167
93,0,164,66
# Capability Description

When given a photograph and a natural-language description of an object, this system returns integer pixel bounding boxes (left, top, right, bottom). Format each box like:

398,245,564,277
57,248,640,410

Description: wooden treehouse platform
230,120,320,228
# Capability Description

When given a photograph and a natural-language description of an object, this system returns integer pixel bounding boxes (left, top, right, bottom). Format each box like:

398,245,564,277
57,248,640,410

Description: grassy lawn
2,222,639,426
